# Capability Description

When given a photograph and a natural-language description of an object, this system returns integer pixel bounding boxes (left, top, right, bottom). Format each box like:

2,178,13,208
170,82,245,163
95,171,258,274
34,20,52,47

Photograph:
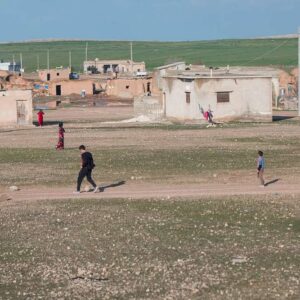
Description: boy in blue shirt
257,151,265,187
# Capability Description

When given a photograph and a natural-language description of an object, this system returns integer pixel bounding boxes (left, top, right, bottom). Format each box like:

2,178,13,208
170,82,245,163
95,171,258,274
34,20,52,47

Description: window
126,85,130,89
57,73,60,76
217,92,230,103
185,92,191,104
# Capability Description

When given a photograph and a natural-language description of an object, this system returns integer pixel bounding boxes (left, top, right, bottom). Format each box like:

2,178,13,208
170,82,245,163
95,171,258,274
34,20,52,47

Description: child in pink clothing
56,122,65,150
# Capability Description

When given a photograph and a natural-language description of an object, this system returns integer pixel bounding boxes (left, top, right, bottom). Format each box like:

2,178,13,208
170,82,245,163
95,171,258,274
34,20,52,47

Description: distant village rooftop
155,62,186,70
164,71,273,79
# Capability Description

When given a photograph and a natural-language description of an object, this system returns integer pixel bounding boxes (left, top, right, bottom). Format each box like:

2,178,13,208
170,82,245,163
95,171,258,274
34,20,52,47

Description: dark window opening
112,64,119,72
47,73,51,81
126,85,130,89
217,92,230,103
103,65,110,73
57,73,60,76
185,92,191,104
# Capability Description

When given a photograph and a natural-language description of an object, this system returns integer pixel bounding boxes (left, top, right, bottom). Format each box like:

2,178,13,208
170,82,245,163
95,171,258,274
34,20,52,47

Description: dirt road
3,180,300,204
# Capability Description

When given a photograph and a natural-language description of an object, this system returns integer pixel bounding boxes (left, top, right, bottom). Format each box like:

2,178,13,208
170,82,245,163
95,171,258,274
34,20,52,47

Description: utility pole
47,49,50,71
37,54,40,71
20,53,23,72
298,27,300,116
130,42,133,73
12,54,15,73
85,42,88,74
69,51,72,70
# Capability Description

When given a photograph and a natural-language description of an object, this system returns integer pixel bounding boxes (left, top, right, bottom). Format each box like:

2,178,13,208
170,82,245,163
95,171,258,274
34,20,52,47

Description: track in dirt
4,181,300,204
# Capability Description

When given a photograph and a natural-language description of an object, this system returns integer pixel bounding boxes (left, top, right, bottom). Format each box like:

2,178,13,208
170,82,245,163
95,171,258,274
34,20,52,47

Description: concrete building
106,77,155,99
38,67,71,82
0,89,33,126
48,79,95,96
153,62,186,90
84,59,146,74
0,61,22,72
161,70,273,122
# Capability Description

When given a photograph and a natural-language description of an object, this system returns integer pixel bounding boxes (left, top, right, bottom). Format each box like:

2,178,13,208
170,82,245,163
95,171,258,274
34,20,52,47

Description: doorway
56,85,62,96
16,100,27,125
147,82,151,95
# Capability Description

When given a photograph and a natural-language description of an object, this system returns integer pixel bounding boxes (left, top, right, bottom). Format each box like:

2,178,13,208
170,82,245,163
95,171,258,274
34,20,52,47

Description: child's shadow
265,179,280,187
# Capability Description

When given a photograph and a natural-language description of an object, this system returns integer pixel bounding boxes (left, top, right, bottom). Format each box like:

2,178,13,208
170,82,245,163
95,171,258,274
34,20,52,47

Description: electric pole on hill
20,53,23,72
130,42,133,73
69,51,72,70
12,54,15,73
298,27,300,116
37,54,40,71
85,42,88,74
47,50,50,71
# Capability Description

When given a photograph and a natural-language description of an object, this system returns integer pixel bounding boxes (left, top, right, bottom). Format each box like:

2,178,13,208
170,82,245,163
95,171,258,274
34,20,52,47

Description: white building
0,61,22,72
83,59,146,75
161,71,273,122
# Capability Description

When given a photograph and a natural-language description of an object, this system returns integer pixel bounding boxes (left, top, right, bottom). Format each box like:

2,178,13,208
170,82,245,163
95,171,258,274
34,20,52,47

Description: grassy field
0,195,299,299
0,38,297,72
1,119,300,187
1,109,300,299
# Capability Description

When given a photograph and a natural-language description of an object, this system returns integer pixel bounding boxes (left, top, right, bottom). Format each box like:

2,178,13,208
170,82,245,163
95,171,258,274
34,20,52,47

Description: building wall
154,62,186,90
162,77,272,122
106,78,154,98
0,90,33,126
84,60,145,74
48,79,94,96
39,68,71,82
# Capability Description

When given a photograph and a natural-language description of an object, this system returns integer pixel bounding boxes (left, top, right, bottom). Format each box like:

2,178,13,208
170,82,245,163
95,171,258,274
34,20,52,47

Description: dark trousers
77,167,97,191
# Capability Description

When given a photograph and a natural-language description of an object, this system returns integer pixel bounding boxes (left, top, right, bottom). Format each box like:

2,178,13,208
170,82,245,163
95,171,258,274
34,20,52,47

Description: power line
243,39,291,65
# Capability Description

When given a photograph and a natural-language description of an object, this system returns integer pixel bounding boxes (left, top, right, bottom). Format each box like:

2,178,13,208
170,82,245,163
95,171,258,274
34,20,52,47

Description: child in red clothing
199,105,216,126
56,122,65,150
37,110,44,127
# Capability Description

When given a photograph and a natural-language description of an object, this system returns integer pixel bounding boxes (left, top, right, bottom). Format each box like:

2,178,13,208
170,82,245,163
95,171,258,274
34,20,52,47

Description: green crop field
0,38,297,73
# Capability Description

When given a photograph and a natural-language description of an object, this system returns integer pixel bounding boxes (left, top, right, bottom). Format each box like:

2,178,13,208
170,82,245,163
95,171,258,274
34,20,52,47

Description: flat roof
38,68,70,72
155,62,185,70
164,72,273,79
84,60,145,64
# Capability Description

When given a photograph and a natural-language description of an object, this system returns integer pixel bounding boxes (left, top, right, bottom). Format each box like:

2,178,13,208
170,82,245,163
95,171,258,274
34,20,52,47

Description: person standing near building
74,145,100,194
257,151,265,187
37,109,44,127
56,122,65,150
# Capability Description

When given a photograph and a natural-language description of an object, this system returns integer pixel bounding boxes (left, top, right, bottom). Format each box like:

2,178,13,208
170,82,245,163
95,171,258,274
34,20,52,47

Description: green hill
0,39,297,73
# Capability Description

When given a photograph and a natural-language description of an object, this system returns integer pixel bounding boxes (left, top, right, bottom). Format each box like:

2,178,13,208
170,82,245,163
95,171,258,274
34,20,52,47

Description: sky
0,0,299,42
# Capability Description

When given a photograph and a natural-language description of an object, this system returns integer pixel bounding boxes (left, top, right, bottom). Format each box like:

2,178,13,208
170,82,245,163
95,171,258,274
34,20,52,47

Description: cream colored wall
106,78,152,98
39,68,71,82
49,80,94,96
162,77,272,122
0,90,33,125
84,61,146,73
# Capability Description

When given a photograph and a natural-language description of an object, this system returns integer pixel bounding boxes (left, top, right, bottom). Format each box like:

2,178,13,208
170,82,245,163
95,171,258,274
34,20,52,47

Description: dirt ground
0,105,300,299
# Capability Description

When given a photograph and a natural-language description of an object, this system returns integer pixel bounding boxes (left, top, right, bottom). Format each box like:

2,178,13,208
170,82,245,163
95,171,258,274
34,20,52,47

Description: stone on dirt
9,186,20,192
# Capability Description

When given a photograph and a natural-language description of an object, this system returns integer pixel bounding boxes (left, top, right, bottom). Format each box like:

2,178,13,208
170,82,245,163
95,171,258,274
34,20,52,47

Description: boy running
74,145,100,194
257,151,265,187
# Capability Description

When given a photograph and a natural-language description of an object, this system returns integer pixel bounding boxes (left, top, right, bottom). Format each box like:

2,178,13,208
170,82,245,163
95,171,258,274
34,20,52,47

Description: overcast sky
0,0,299,42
